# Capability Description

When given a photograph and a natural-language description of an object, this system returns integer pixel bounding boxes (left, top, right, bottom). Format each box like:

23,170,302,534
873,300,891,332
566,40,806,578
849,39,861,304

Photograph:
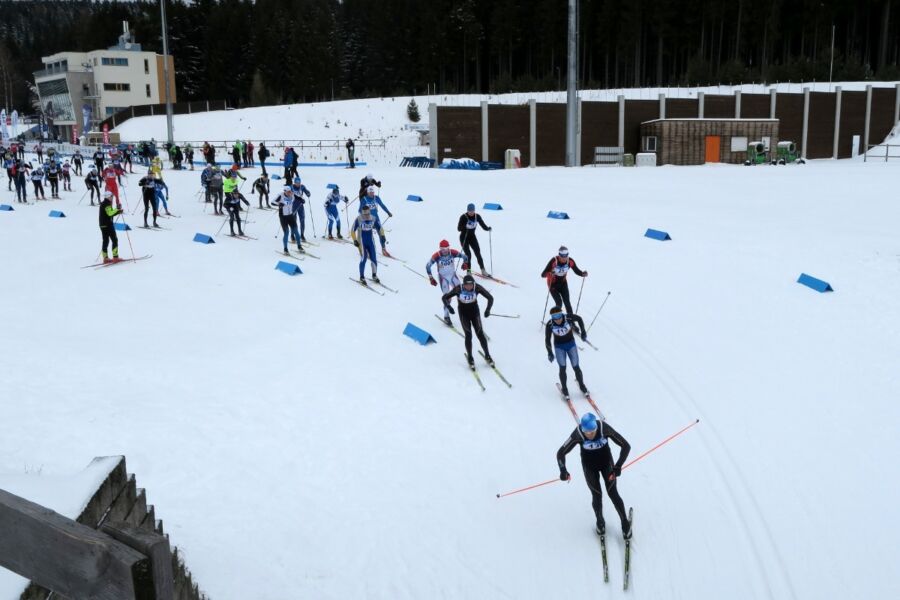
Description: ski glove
353,240,359,247
429,276,437,286
612,465,622,478
387,211,393,218
462,263,470,271
559,468,570,482
447,305,456,315
484,308,490,318
581,333,587,342
547,351,554,362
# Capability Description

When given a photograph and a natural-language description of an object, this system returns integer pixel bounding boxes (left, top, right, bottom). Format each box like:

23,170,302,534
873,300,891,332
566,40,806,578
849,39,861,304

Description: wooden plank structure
640,118,780,165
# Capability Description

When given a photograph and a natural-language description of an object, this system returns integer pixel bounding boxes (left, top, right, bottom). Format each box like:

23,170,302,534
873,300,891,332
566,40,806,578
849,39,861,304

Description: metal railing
864,144,900,162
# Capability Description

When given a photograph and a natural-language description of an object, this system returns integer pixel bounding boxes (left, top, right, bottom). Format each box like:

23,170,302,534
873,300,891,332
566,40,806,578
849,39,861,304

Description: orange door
705,136,721,163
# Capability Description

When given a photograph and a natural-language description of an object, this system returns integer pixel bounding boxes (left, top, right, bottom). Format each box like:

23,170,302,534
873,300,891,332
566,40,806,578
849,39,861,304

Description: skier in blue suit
291,176,311,242
324,186,348,239
358,185,393,255
351,205,383,286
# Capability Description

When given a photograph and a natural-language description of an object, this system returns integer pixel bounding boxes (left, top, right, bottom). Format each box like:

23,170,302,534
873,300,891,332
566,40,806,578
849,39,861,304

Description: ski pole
215,213,230,237
587,291,612,333
403,263,426,279
490,312,520,319
539,288,550,327
307,199,317,237
489,228,493,275
496,477,561,499
575,275,586,314
610,419,700,481
116,214,138,263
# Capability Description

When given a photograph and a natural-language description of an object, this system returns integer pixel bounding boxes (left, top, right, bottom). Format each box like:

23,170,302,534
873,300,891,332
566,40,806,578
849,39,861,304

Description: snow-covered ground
2,152,899,599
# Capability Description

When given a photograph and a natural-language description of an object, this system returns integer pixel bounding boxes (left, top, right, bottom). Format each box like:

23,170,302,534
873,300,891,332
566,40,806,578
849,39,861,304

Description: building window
642,136,658,152
101,57,129,66
105,107,125,116
103,83,131,92
730,136,748,152
146,84,151,98
144,59,149,74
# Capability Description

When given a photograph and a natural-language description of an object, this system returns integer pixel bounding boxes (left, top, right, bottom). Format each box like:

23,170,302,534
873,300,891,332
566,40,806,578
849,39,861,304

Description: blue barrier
114,222,131,231
547,211,570,220
193,233,215,244
270,174,282,180
0,205,14,211
484,203,503,210
797,273,833,293
48,210,66,218
407,195,423,202
326,183,338,190
645,228,672,241
275,261,302,276
480,161,503,170
403,322,437,345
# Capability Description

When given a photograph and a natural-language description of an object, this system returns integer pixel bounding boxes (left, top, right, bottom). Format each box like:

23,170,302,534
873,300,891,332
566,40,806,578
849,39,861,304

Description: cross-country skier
200,164,214,204
359,185,392,255
257,142,269,175
457,203,492,276
253,173,270,208
545,306,589,397
138,173,160,228
99,189,123,263
541,246,588,315
557,412,632,539
72,150,83,175
4,152,14,191
184,143,194,170
46,161,60,198
324,186,348,239
92,146,104,172
123,144,135,173
426,239,470,325
61,160,72,191
12,159,29,203
223,171,250,236
208,166,224,214
85,165,101,205
34,143,43,164
291,177,311,242
351,205,382,286
102,163,122,208
272,186,304,255
346,138,355,168
30,164,46,200
153,174,171,215
441,273,495,367
358,172,380,199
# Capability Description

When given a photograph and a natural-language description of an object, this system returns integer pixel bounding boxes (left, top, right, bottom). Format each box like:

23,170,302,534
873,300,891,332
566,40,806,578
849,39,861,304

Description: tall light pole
565,0,578,167
160,0,174,143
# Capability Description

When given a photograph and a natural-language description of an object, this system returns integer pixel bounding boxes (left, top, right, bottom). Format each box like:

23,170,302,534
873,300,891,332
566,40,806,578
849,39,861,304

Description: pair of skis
598,507,633,590
81,255,152,269
463,353,512,391
472,272,518,288
348,277,396,295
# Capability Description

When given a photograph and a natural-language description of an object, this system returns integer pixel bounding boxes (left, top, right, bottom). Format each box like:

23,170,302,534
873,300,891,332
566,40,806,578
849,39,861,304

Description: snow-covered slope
1,156,899,599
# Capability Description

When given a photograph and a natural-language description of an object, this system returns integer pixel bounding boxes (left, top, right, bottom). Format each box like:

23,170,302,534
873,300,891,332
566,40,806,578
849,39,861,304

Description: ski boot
622,519,632,540
337,233,343,239
296,245,305,254
301,235,308,243
579,381,589,394
484,354,495,367
327,234,334,240
466,354,475,369
560,383,570,397
443,315,453,327
371,274,381,284
102,256,112,264
283,248,290,256
481,269,490,277
595,517,606,536
359,276,368,286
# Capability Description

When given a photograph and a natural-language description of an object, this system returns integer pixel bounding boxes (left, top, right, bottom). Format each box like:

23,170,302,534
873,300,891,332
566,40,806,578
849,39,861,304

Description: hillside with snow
3,99,900,599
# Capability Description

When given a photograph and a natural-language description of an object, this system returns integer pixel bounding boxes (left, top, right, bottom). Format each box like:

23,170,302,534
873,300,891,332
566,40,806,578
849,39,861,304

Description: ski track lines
600,317,796,600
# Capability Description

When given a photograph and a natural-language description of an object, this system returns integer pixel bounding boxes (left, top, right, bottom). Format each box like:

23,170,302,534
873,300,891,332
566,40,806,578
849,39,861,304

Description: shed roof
642,118,779,125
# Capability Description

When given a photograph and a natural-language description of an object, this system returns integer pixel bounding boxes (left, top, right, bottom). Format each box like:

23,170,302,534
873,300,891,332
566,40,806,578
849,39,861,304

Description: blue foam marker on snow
48,210,66,218
645,228,672,241
483,203,503,210
193,233,215,244
0,204,14,211
403,322,436,345
271,174,282,180
407,194,423,202
547,211,569,219
797,273,833,293
114,222,131,231
275,261,302,276
326,183,338,190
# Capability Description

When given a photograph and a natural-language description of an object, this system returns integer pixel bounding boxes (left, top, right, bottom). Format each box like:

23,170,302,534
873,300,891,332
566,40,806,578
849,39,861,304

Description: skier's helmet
466,203,476,212
283,186,293,194
293,177,302,185
558,246,569,258
550,306,565,321
366,173,374,180
579,413,599,434
463,274,475,286
103,190,114,200
439,239,450,253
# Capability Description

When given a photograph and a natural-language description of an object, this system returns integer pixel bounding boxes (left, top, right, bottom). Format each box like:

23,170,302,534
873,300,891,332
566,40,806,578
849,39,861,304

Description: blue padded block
407,194,423,202
403,322,436,345
193,233,215,244
645,228,672,241
114,222,131,231
547,211,569,219
275,261,302,276
483,203,503,210
0,205,13,211
797,273,833,293
48,210,66,218
270,174,282,180
326,183,338,190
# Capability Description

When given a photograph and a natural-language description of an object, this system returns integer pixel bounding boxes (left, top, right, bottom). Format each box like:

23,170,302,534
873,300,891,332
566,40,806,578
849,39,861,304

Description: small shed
639,118,780,166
